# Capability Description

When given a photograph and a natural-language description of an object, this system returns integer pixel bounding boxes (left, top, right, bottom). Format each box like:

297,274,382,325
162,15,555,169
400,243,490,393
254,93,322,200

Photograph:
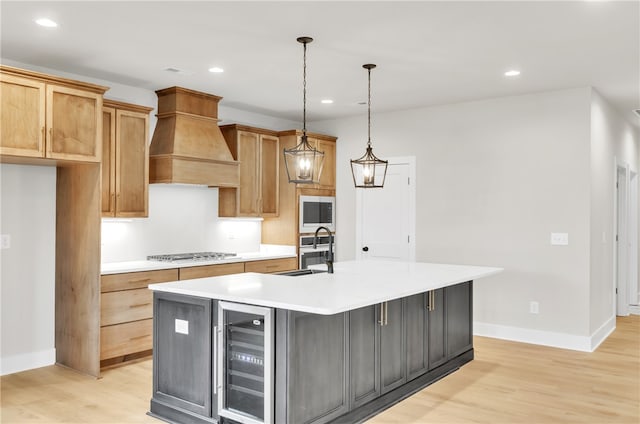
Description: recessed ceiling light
35,18,58,28
504,70,521,77
208,67,224,73
321,99,333,104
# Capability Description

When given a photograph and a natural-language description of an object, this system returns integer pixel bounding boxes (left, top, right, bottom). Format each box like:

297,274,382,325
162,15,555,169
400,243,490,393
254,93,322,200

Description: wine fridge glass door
218,302,273,424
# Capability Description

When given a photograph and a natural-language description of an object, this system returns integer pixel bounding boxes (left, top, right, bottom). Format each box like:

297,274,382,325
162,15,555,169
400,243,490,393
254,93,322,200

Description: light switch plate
175,319,189,335
1,234,11,249
550,232,569,246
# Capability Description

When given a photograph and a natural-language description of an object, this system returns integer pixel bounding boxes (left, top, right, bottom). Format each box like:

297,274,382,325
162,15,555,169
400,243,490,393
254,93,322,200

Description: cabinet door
284,311,349,424
260,134,279,216
380,298,406,394
349,304,380,408
101,107,116,216
428,289,446,369
316,139,336,190
0,74,46,157
406,293,429,380
238,131,261,216
46,84,101,162
115,109,149,217
446,281,473,359
153,292,214,418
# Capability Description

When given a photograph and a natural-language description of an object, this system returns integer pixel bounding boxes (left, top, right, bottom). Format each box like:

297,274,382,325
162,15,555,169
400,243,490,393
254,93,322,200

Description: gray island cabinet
148,260,502,424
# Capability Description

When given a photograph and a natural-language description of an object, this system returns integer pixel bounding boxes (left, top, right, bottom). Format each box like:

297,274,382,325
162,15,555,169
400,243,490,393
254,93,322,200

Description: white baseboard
629,305,640,315
474,316,616,353
0,348,56,376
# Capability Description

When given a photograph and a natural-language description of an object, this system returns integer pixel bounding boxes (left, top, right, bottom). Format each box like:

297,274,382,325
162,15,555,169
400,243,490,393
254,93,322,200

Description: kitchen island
148,260,502,424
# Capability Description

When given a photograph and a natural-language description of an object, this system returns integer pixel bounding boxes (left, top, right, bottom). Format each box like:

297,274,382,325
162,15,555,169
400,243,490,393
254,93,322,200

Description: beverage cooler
217,301,273,424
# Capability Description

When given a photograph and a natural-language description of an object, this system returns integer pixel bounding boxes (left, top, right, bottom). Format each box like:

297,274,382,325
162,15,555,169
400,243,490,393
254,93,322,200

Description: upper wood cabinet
219,124,280,217
309,136,336,190
0,66,107,163
102,100,153,218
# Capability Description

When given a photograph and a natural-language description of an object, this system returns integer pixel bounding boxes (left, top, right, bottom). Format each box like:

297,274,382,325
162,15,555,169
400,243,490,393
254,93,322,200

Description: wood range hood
149,86,239,187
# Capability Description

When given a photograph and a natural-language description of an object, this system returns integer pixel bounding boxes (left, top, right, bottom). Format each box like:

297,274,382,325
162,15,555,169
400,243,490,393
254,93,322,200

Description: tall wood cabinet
219,124,280,217
102,100,153,217
0,66,105,163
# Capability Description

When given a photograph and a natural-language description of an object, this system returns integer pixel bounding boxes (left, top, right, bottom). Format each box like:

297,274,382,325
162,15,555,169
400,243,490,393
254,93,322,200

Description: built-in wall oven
299,195,335,233
299,235,336,269
217,301,273,424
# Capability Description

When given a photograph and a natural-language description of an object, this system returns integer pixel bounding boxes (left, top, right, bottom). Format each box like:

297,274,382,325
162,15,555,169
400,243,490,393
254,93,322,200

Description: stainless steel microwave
299,195,336,233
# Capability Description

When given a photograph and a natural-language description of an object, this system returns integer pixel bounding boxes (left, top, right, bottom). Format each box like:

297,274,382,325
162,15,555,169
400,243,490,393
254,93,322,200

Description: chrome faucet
313,226,334,273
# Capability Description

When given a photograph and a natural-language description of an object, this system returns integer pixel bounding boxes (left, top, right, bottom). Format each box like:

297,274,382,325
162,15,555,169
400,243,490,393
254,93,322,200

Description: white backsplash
101,184,262,263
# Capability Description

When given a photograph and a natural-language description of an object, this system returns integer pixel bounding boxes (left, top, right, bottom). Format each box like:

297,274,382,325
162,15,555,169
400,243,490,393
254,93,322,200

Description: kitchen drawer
179,262,244,280
245,257,297,274
101,268,179,292
101,288,152,326
100,319,152,360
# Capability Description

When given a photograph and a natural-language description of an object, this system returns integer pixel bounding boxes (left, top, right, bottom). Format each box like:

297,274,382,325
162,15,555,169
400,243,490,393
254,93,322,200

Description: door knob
362,246,369,252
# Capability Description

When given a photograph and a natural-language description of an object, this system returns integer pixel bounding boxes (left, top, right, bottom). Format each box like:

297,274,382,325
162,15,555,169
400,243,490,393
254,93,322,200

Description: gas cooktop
147,252,237,262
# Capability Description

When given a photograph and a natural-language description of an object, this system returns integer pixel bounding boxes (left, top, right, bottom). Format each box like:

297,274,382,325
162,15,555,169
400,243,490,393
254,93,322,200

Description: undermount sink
277,269,328,276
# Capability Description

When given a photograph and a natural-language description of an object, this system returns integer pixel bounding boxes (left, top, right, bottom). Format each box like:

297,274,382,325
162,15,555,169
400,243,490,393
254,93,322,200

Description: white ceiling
1,1,639,124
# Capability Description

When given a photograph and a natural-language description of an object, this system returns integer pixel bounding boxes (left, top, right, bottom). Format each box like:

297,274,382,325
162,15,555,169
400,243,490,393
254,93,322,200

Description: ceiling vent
163,67,194,76
634,109,640,118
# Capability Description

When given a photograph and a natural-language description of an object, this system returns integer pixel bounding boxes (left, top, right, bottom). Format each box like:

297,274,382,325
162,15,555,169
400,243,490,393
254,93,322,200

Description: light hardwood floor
2,316,638,423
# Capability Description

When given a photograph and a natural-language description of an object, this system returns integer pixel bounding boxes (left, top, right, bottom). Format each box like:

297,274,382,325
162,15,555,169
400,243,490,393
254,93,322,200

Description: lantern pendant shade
285,36,324,184
351,145,387,188
284,134,325,184
351,63,388,188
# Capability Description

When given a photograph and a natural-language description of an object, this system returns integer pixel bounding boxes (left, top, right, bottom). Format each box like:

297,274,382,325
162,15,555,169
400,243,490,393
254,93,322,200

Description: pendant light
351,64,388,188
284,36,325,184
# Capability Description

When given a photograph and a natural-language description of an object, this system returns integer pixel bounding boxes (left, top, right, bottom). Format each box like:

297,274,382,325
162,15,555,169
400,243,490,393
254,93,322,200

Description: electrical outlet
550,232,569,246
1,234,11,249
529,301,539,314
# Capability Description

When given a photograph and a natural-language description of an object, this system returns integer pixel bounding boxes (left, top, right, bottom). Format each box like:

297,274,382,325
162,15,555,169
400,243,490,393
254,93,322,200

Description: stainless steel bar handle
431,291,435,311
384,302,388,326
378,303,384,326
213,325,218,394
216,326,223,393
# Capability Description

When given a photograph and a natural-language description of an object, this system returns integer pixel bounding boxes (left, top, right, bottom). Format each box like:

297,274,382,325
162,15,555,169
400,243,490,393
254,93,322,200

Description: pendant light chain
367,66,371,147
302,40,307,135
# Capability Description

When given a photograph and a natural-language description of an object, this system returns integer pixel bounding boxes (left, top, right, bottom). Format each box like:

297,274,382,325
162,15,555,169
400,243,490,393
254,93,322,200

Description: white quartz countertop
101,252,297,275
149,260,503,315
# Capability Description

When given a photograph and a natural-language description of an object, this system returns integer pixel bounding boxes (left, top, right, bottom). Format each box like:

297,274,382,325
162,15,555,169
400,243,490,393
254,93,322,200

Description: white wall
315,87,600,349
590,90,640,329
102,185,262,263
0,164,56,375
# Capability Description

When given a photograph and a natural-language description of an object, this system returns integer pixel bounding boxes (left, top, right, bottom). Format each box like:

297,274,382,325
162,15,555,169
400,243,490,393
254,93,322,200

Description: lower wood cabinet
100,268,179,366
427,288,447,369
405,293,429,380
245,257,297,274
349,305,380,409
276,310,349,424
152,292,217,420
380,298,406,394
179,262,244,280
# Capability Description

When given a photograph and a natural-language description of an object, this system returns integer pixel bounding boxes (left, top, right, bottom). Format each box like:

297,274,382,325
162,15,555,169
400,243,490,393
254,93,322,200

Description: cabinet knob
362,246,369,252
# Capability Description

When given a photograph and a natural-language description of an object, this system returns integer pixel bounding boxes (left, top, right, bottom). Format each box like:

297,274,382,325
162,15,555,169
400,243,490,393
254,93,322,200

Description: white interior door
356,157,415,261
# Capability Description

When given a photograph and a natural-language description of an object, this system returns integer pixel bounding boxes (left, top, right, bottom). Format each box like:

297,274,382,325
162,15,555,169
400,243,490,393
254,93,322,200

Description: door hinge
407,235,410,243
408,177,410,185
616,234,619,242
616,182,619,189
616,288,618,294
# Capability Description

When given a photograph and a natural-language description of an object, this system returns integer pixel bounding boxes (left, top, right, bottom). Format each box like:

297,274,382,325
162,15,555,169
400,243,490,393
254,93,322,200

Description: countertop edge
101,253,297,275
